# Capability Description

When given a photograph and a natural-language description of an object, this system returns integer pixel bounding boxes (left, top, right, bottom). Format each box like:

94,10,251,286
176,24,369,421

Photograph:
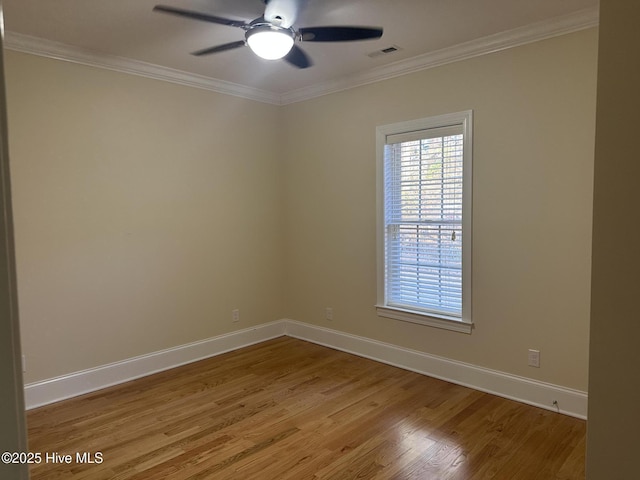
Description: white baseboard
24,321,286,410
25,319,587,419
283,320,588,419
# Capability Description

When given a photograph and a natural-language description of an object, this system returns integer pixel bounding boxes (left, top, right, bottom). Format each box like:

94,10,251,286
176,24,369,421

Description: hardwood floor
26,337,586,479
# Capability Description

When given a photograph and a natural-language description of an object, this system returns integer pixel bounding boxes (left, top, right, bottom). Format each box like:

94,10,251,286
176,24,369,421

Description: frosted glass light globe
246,27,294,60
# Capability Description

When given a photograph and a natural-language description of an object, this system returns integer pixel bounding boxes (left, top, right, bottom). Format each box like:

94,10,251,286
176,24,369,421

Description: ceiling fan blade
299,26,383,42
153,5,248,28
191,41,247,56
283,45,312,69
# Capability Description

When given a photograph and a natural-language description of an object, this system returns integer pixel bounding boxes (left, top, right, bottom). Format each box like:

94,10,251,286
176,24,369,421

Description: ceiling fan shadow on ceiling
153,0,383,69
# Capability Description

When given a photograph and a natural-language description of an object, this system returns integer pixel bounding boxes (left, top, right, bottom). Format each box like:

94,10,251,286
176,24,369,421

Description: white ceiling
2,0,599,101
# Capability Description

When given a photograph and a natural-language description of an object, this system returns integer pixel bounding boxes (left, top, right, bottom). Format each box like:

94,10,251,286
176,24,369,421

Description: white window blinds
384,125,464,318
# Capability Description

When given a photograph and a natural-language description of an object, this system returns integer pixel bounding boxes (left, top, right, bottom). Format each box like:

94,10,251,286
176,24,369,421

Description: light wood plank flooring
27,337,586,479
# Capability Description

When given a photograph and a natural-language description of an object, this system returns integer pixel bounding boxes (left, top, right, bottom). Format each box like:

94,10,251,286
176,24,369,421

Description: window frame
376,111,473,334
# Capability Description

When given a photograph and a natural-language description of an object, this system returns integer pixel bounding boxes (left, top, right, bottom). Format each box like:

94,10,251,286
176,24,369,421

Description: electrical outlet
325,307,333,321
232,309,240,323
528,349,540,368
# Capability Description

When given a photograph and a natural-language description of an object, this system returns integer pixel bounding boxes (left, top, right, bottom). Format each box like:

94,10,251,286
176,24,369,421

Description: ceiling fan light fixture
246,25,294,60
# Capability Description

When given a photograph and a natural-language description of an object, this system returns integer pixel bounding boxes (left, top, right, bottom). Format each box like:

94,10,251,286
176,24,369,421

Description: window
376,111,473,333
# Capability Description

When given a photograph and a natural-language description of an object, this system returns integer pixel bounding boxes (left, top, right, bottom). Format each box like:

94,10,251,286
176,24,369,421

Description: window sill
375,305,473,334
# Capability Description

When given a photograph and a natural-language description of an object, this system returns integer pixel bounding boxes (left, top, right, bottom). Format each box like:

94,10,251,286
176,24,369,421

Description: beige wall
6,51,285,383
7,28,598,394
587,0,640,477
282,28,598,391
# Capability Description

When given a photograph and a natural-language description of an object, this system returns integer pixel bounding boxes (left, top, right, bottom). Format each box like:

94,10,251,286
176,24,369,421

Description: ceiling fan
153,0,383,69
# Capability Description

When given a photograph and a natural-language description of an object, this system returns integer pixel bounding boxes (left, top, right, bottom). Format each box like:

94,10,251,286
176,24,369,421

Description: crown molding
279,6,599,104
3,31,281,105
4,6,598,106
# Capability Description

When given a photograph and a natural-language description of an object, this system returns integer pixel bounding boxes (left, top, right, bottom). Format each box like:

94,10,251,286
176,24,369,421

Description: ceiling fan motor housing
263,0,299,28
